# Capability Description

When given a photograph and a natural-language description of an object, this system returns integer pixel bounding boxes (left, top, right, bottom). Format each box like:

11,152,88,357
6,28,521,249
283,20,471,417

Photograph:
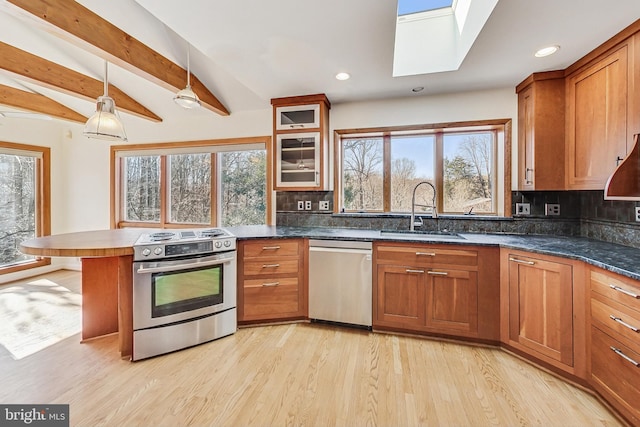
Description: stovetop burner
148,231,176,241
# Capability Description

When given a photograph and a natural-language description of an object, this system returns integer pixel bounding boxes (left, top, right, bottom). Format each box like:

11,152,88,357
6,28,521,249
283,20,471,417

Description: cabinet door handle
416,252,436,257
609,284,640,299
609,315,639,333
616,156,624,166
289,124,305,128
405,269,425,274
262,264,280,268
262,246,281,250
610,346,640,367
261,281,280,287
427,271,448,276
509,257,535,265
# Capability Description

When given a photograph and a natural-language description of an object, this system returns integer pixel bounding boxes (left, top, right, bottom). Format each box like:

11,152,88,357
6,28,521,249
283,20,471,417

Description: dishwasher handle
309,247,372,256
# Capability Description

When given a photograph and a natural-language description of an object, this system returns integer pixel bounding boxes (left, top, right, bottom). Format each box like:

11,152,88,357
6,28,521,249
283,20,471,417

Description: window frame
333,119,512,216
110,136,273,229
0,141,51,275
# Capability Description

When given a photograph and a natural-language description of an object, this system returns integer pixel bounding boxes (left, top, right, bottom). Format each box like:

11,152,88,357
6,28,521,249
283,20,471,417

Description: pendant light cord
103,60,109,96
186,45,191,87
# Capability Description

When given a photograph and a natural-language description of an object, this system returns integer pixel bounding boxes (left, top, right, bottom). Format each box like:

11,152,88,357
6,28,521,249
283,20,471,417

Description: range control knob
142,248,151,257
224,240,231,247
153,247,163,255
215,241,223,248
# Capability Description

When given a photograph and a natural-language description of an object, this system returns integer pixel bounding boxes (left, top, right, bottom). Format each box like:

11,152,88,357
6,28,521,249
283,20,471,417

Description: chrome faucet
410,181,437,231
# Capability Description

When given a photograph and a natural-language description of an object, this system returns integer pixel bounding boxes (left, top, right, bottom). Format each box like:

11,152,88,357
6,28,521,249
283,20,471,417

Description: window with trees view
114,139,268,228
338,122,503,215
0,142,50,273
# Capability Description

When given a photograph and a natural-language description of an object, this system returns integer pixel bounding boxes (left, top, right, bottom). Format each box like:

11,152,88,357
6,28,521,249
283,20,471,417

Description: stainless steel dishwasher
308,239,372,329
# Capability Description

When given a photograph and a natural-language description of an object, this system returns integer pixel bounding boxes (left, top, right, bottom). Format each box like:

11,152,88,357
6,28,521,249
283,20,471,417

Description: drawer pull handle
416,252,436,257
405,269,425,274
262,246,281,250
609,285,640,299
262,281,280,287
610,346,640,367
427,271,448,276
509,257,535,265
262,264,280,268
609,315,639,333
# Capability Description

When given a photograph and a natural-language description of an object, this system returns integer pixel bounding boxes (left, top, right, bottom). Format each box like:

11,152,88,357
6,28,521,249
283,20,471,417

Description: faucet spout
410,181,437,231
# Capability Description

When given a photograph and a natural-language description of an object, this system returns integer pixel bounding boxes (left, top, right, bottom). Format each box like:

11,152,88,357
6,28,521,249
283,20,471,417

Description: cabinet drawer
243,278,300,317
591,270,640,313
243,240,300,258
591,325,640,424
376,245,477,267
591,295,640,352
243,259,299,276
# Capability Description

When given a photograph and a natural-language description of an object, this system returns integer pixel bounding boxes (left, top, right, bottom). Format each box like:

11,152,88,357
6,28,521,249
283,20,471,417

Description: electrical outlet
515,203,530,215
545,203,560,216
635,206,640,222
304,200,312,210
319,200,330,210
297,200,304,211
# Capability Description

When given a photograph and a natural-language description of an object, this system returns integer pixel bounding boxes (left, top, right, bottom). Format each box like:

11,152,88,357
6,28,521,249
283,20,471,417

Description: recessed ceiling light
535,45,560,58
412,86,424,93
335,72,350,81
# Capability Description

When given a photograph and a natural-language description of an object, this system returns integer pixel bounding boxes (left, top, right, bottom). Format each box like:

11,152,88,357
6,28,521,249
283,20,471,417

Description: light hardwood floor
0,271,624,427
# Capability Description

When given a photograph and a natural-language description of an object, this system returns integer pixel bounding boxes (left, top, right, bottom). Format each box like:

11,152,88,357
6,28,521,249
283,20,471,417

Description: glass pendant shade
174,85,201,108
83,96,127,141
174,44,201,109
84,61,127,142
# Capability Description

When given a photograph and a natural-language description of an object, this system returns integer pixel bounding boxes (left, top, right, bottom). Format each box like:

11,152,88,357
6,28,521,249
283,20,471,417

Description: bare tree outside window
170,153,211,224
342,138,383,211
443,133,494,213
124,156,161,222
220,150,266,226
0,154,36,266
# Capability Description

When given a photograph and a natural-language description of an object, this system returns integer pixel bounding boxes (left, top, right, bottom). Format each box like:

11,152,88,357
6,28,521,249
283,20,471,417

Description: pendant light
83,61,127,141
174,44,201,109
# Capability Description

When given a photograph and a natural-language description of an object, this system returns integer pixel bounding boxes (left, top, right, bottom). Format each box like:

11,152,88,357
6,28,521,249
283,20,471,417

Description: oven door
133,251,237,330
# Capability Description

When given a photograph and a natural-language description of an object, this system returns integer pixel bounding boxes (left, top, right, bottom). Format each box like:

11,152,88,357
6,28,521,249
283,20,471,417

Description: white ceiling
1,0,640,123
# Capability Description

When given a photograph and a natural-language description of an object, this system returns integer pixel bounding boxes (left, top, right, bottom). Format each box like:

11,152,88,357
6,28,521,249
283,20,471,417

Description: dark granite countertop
226,225,640,281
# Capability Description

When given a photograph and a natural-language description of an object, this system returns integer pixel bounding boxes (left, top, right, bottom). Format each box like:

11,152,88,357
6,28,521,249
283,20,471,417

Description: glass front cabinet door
276,133,320,187
276,104,320,130
271,94,331,191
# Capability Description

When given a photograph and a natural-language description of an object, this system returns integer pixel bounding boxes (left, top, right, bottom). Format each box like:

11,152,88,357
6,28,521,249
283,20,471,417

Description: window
112,138,271,228
0,142,50,274
336,120,509,216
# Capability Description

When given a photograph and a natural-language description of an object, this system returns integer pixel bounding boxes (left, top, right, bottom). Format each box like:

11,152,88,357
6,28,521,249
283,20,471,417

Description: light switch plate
297,201,304,210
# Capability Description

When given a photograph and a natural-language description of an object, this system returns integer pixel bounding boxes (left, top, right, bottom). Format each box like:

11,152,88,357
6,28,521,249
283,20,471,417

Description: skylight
397,0,454,16
393,0,499,77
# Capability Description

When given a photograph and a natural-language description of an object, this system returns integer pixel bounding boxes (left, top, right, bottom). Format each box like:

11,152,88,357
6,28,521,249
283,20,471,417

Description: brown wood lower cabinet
589,267,640,426
500,249,587,377
373,242,499,341
237,239,307,323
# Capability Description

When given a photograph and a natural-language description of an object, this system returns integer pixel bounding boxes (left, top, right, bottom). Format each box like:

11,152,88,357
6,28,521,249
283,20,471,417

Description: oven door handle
136,255,234,274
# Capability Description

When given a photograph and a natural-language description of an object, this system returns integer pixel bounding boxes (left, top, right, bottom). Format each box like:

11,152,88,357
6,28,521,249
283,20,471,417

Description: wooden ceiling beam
5,0,230,116
0,42,161,122
0,84,87,123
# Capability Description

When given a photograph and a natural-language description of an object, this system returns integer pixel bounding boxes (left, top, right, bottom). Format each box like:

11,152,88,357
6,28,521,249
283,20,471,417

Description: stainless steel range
132,228,237,361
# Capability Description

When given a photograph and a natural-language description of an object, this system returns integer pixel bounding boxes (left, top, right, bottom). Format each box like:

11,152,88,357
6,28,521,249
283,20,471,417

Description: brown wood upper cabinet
566,43,631,189
516,71,565,190
500,249,586,377
271,94,331,191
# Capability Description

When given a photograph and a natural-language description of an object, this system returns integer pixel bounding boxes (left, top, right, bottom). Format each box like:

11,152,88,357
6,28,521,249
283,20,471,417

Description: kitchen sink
379,230,466,240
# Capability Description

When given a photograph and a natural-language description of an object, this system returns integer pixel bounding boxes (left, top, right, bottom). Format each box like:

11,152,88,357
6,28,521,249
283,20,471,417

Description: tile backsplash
275,190,640,248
